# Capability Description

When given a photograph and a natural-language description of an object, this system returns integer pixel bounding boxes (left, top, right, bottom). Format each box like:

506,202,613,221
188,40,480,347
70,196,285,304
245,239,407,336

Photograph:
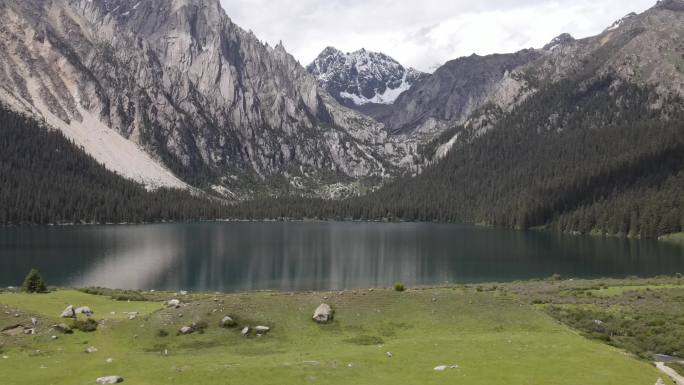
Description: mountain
228,0,684,239
0,0,419,199
382,49,543,136
306,47,427,121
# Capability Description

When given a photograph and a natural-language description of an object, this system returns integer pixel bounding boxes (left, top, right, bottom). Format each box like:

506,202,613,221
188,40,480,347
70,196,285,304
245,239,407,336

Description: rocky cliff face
0,0,419,197
383,49,543,137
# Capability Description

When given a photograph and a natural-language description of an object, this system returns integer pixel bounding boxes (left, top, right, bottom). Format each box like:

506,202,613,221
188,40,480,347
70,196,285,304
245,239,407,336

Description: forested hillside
227,78,684,238
0,106,227,225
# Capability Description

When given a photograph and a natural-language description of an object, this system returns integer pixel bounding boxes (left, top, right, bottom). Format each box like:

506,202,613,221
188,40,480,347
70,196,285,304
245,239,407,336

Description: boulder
179,326,193,335
60,305,76,318
52,323,72,334
312,304,333,323
254,326,270,335
96,376,123,384
220,316,236,328
167,299,181,308
76,306,94,317
241,326,250,336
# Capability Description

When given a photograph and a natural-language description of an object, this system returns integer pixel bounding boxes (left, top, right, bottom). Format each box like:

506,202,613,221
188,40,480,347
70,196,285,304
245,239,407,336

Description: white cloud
221,0,656,72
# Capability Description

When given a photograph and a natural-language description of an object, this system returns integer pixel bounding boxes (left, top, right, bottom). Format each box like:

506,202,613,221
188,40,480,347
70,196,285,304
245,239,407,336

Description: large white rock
179,326,193,335
313,304,333,323
96,375,123,384
241,327,250,336
60,305,75,318
254,326,270,335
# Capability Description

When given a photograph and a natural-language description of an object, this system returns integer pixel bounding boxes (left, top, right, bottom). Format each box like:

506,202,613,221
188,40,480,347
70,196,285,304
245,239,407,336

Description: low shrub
394,282,406,292
72,318,98,332
156,329,169,337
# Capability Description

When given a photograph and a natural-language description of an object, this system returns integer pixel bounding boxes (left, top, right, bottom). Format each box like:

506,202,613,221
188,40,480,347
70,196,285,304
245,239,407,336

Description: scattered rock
220,316,236,328
179,290,188,296
386,352,393,358
52,323,72,334
179,326,193,335
656,379,665,385
23,328,35,335
86,346,98,354
1,325,24,336
60,305,75,318
106,358,113,364
593,319,604,326
241,326,250,336
167,299,181,308
313,304,333,323
434,364,459,371
51,335,58,340
254,326,270,335
76,306,94,317
128,314,137,320
31,317,38,326
1,356,8,359
96,375,123,384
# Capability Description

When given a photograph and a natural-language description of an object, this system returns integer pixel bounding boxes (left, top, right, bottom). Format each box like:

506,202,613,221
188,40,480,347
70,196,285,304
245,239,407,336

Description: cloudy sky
220,0,655,72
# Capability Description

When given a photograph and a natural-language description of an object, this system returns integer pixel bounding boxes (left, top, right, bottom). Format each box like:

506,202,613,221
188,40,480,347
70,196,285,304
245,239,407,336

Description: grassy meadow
0,280,679,385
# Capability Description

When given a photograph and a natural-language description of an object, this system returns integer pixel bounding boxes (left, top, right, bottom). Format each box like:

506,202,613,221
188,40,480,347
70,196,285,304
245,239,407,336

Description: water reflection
0,222,683,291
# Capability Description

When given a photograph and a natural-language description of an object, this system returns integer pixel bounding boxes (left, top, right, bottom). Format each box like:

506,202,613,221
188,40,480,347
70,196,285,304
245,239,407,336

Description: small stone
128,314,137,320
2,356,8,359
95,375,123,384
655,379,665,385
241,326,250,336
386,352,393,358
86,346,98,354
13,313,20,317
51,335,58,340
434,365,448,371
167,299,181,308
31,317,38,326
254,326,270,335
179,290,188,296
105,358,113,364
52,323,72,334
179,326,193,335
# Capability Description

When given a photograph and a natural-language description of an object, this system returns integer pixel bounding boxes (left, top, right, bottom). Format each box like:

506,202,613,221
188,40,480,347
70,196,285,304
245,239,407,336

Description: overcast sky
221,0,655,72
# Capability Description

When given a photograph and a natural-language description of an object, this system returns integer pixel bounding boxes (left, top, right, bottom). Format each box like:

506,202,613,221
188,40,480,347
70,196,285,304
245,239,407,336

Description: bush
156,329,169,337
72,318,98,332
394,282,406,292
22,269,47,293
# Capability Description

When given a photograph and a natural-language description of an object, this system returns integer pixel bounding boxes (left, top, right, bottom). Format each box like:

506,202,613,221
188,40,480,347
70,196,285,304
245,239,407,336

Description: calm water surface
1,222,684,291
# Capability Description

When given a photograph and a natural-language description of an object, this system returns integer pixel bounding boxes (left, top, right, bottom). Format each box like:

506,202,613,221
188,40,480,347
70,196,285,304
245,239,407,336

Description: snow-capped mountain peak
307,47,427,106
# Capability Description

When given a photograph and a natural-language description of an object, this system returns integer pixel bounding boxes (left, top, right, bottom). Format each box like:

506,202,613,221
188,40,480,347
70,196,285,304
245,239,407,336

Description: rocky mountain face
306,47,426,121
0,0,419,198
420,0,684,158
382,49,543,137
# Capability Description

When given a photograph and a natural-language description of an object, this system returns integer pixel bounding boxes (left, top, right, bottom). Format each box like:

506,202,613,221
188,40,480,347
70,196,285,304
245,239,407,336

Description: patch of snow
340,73,412,105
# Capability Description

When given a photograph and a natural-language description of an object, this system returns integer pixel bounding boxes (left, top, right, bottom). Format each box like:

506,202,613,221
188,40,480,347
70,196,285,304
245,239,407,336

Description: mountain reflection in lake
1,222,683,291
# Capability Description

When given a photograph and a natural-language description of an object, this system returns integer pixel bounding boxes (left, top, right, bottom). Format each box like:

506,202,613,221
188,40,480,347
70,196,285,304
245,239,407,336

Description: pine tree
22,269,48,293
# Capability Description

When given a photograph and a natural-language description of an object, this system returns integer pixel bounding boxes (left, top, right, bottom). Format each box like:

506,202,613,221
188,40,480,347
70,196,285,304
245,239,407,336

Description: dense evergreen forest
2,75,684,239
0,106,228,225
227,78,684,239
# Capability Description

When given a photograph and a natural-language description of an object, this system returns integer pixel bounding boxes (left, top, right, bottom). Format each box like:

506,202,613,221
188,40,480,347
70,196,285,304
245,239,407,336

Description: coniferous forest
2,76,684,238
0,106,228,225
226,78,684,239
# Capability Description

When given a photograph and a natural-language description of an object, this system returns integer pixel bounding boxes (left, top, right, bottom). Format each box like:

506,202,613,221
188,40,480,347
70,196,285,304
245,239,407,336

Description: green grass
587,284,684,297
667,362,684,376
0,287,670,385
659,232,684,243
